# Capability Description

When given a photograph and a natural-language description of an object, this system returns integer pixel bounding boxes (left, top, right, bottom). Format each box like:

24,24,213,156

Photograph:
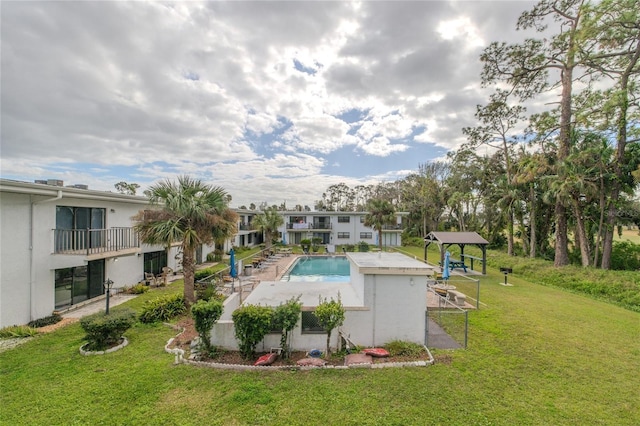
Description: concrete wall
209,272,427,352
0,192,33,326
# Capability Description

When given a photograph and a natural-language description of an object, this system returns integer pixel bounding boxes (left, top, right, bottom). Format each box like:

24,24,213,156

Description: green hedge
191,299,223,352
139,294,186,323
80,309,136,351
27,314,62,328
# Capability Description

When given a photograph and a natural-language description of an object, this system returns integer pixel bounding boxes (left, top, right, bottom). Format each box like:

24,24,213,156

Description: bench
448,259,467,273
447,290,467,306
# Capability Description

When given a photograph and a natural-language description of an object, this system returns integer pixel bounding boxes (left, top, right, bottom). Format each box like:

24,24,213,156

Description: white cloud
1,0,555,207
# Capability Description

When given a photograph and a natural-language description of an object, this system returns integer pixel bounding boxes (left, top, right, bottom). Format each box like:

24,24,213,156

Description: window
301,311,325,334
55,260,104,309
337,216,350,223
337,232,350,239
360,232,373,239
144,251,168,276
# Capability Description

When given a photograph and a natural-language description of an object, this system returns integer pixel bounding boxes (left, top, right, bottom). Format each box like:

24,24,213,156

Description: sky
1,0,540,208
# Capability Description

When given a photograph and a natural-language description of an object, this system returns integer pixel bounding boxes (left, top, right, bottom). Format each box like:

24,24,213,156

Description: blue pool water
281,256,350,282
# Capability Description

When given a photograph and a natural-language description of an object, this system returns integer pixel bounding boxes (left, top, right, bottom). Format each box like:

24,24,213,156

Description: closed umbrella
442,250,451,281
282,231,286,245
229,248,237,292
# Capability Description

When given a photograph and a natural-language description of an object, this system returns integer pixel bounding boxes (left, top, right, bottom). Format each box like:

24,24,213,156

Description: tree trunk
574,202,591,267
507,206,514,256
325,332,332,357
529,185,537,258
554,203,570,267
182,247,196,306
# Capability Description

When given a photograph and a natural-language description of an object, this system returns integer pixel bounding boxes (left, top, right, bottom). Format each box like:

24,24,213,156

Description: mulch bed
167,317,434,366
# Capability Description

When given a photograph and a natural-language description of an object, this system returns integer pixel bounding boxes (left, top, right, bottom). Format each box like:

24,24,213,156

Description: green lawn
1,256,639,425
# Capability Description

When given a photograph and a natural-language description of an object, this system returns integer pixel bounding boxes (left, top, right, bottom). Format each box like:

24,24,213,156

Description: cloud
1,0,547,207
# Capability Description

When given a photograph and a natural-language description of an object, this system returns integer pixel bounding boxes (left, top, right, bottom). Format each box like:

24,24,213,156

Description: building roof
347,252,433,275
424,231,489,245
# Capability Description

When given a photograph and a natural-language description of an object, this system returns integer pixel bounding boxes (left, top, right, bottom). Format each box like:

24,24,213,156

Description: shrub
194,268,216,281
272,296,302,359
315,295,345,357
123,283,149,295
358,241,370,252
27,314,62,328
344,244,356,252
139,293,186,323
385,340,425,357
0,325,39,338
196,285,225,302
80,309,136,351
232,304,274,359
610,241,640,271
191,299,223,353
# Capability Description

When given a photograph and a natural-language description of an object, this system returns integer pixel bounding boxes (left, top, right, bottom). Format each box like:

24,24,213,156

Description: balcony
287,223,332,231
238,223,255,231
382,224,402,230
54,227,139,257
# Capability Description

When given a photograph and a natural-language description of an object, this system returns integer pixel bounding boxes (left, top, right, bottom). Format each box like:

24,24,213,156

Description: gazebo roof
424,231,489,246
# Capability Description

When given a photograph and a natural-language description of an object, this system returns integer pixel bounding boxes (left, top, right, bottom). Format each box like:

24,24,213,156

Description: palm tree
252,207,284,249
134,176,238,306
364,199,397,250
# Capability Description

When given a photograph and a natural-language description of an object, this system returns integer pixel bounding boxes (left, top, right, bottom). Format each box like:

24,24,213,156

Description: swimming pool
280,256,350,282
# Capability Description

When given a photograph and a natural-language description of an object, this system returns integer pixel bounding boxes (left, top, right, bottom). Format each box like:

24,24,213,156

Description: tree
481,0,592,266
252,207,284,249
133,175,238,306
314,295,345,358
272,296,302,359
364,199,397,250
462,89,525,255
114,181,140,196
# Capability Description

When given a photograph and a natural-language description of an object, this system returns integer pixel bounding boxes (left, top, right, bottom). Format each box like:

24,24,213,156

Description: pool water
280,256,350,282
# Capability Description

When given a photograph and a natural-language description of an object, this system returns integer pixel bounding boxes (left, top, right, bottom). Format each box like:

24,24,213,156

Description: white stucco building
211,252,433,351
0,179,407,328
278,210,404,248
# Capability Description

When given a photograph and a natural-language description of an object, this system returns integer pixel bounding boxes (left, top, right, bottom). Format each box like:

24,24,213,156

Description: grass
1,255,639,425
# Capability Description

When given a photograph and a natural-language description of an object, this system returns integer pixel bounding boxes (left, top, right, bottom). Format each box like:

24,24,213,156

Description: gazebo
423,231,489,275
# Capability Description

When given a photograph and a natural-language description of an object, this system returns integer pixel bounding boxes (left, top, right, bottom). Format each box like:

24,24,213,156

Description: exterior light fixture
103,278,114,314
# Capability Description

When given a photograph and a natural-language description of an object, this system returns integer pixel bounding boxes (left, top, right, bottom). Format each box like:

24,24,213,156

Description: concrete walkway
61,294,139,319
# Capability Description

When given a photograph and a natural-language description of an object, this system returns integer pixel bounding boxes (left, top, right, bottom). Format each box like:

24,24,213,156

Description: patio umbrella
442,250,451,281
282,231,286,245
229,248,237,292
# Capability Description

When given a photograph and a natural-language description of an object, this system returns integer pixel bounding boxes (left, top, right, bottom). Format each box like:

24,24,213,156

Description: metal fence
426,291,469,349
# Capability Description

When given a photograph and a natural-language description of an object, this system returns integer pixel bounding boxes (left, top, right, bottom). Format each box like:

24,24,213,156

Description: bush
139,293,186,323
232,304,274,359
0,325,39,338
194,268,216,281
27,314,62,328
272,296,302,358
80,309,136,351
191,299,223,352
358,241,370,252
610,241,640,271
196,285,225,302
344,244,356,252
123,283,149,295
315,295,345,357
385,340,425,357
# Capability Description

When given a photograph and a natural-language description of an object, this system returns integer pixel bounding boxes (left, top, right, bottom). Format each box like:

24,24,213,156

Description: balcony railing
287,223,332,230
238,223,255,231
54,227,139,255
382,224,402,230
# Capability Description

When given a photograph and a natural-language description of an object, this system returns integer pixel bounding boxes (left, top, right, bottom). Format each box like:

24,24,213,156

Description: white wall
0,192,33,326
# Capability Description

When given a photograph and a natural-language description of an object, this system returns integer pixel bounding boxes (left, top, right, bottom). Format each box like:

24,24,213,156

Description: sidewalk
61,294,139,319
